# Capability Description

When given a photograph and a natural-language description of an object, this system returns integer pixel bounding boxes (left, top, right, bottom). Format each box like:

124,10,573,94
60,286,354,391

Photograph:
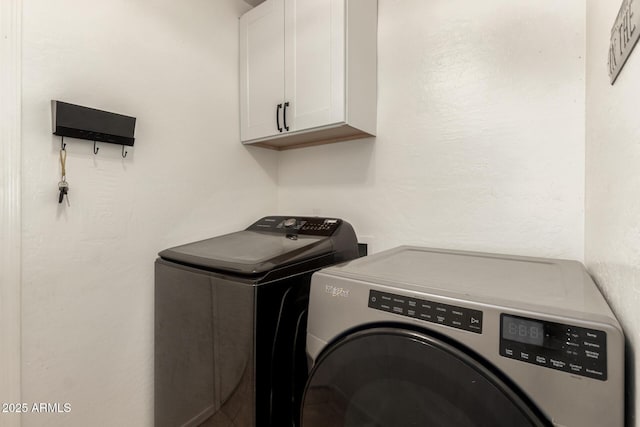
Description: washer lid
159,230,331,275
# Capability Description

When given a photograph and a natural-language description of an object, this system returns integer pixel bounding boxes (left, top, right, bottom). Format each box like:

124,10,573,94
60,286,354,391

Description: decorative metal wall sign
609,0,640,84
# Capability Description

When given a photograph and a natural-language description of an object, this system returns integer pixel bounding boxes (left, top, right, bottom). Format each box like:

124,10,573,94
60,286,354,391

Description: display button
585,368,605,378
583,341,601,349
565,349,579,357
585,350,600,360
585,331,605,341
569,363,583,373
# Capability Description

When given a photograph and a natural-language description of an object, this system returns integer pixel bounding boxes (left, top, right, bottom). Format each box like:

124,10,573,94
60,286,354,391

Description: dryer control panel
499,314,607,381
368,290,483,334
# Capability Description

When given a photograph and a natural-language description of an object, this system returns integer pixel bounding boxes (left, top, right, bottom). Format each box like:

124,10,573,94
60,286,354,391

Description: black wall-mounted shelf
51,100,136,147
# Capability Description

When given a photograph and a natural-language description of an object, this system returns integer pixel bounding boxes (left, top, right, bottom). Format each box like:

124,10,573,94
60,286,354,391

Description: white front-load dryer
300,246,624,427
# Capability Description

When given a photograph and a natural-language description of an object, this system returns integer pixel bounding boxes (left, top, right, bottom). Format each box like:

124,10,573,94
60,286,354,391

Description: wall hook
61,136,66,150
121,145,128,158
93,141,99,155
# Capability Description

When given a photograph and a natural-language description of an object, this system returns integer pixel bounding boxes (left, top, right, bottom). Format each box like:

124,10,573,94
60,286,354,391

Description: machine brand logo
325,285,350,298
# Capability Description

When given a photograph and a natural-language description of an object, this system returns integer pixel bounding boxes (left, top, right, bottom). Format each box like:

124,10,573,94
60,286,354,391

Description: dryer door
301,327,551,427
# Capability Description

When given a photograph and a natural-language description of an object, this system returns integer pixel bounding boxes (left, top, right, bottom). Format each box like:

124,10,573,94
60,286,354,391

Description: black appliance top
158,216,357,276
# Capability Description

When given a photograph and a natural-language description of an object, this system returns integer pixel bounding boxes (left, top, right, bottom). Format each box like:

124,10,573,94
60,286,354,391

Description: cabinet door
240,0,285,142
284,0,345,132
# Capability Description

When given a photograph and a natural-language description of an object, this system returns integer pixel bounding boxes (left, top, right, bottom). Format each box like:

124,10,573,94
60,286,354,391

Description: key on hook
58,180,70,206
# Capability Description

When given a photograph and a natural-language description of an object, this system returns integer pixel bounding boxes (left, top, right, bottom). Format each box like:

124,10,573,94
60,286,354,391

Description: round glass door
301,327,550,427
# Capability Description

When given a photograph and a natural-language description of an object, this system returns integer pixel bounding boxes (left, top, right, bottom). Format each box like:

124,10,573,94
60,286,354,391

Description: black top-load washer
154,216,359,427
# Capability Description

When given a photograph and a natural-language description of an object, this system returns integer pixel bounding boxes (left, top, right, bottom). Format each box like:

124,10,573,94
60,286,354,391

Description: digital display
502,315,544,346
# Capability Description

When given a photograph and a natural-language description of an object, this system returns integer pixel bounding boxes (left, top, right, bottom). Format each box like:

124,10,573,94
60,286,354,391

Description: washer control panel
499,314,607,381
368,290,483,334
247,216,342,236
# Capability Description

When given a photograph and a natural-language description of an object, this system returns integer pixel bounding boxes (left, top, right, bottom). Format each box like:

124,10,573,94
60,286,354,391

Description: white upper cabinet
239,0,285,142
284,0,345,133
240,0,377,150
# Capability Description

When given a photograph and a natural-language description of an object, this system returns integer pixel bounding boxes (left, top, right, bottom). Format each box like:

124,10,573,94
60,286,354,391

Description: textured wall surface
278,0,586,260
20,0,277,425
586,1,640,425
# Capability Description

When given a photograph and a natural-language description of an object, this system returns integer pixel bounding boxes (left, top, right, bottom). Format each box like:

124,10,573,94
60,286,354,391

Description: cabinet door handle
283,102,290,131
276,103,283,132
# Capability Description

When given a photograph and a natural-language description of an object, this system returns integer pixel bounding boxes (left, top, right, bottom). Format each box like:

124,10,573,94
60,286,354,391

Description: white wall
278,0,586,259
22,0,629,426
21,0,277,425
0,1,22,425
586,1,640,425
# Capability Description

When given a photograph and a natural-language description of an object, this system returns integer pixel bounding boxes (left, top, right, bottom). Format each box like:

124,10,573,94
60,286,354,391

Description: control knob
283,218,297,228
